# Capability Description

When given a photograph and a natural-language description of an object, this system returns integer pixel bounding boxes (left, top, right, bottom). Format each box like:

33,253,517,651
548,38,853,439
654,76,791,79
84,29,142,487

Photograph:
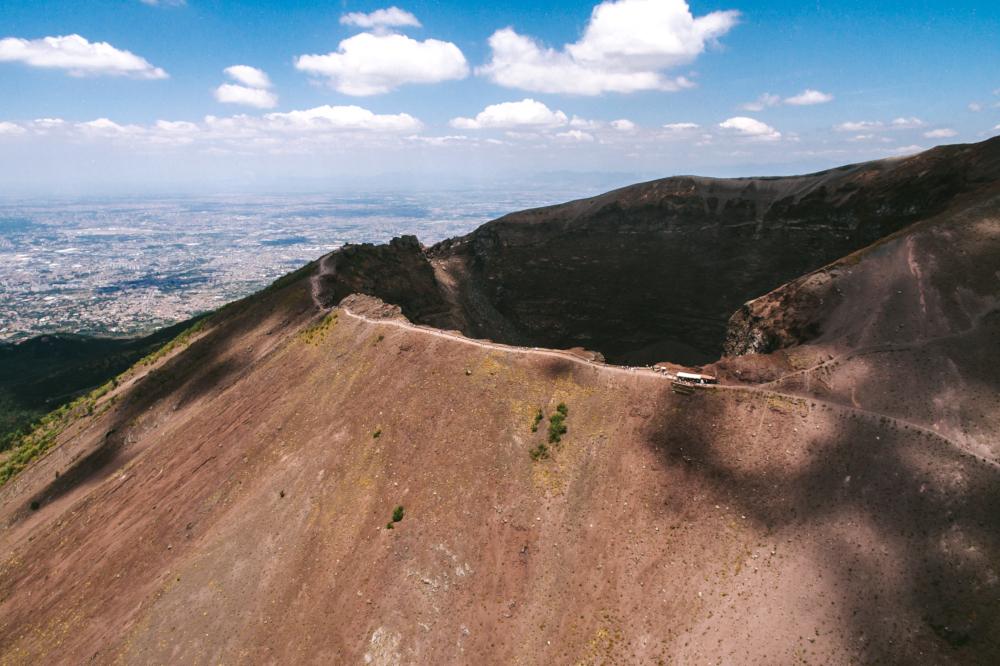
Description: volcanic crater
314,139,997,366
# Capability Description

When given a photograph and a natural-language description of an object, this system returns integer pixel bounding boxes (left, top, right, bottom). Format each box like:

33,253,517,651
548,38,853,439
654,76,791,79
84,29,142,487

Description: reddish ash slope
0,139,998,664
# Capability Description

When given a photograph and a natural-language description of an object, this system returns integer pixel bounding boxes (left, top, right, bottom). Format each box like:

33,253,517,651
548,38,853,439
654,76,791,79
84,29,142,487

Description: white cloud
923,128,957,139
0,34,167,79
31,118,65,133
215,66,276,109
0,121,26,136
256,105,421,133
994,124,1000,131
610,118,636,131
450,99,567,129
77,118,145,136
214,83,278,109
663,122,700,131
478,0,739,95
740,93,779,112
340,7,421,29
224,65,271,89
890,144,923,155
784,89,833,106
406,134,470,146
155,120,198,132
295,32,468,95
848,133,891,143
555,129,595,142
968,102,982,112
718,116,781,141
569,115,602,129
836,117,925,133
836,120,883,132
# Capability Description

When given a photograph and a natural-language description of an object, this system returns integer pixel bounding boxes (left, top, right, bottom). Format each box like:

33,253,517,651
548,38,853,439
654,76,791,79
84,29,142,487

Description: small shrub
29,500,40,511
531,408,543,432
556,403,568,417
548,411,568,444
372,428,381,439
392,505,405,523
386,522,394,530
529,442,549,461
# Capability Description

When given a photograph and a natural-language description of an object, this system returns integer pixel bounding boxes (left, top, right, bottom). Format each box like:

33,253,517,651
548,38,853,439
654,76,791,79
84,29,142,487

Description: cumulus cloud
784,89,833,105
76,118,145,136
835,117,924,132
741,90,831,110
295,32,468,95
477,0,739,95
889,144,923,155
214,84,278,109
610,118,636,131
740,93,779,112
718,116,781,141
1,104,423,152
0,34,167,78
256,105,422,132
569,116,602,130
214,66,276,108
923,128,957,139
663,122,700,131
0,121,26,136
450,99,568,129
555,129,595,142
340,7,421,29
224,65,271,89
835,120,883,132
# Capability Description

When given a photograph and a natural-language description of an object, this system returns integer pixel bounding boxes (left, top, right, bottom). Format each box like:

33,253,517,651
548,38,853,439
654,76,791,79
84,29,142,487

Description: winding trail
335,303,998,469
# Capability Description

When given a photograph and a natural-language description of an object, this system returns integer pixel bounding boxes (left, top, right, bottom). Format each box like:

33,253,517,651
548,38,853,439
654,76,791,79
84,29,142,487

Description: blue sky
1,0,998,194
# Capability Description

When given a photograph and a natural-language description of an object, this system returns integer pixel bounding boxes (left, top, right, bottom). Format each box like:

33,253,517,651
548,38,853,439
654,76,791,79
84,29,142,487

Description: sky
0,0,998,195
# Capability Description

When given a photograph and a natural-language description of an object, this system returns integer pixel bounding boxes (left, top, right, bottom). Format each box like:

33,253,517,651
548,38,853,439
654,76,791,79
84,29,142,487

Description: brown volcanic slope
0,138,999,665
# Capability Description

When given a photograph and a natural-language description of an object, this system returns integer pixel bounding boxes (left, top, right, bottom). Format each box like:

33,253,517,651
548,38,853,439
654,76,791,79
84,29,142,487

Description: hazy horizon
2,0,997,194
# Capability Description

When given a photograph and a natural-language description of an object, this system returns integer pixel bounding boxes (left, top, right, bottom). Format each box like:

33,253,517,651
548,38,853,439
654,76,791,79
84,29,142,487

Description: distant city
0,189,586,342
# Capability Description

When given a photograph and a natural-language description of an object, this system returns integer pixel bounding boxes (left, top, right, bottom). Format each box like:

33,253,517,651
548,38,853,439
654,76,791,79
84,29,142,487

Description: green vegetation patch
386,505,405,529
136,317,210,368
530,408,543,432
548,403,569,444
530,402,570,461
0,315,214,486
298,312,338,345
0,378,116,486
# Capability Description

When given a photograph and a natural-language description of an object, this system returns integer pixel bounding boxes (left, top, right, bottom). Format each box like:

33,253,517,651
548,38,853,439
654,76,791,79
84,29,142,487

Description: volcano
1,137,998,664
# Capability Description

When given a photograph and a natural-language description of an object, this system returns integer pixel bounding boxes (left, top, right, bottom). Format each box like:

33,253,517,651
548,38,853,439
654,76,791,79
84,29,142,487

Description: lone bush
548,405,568,444
531,408,543,432
529,442,549,461
392,505,405,523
